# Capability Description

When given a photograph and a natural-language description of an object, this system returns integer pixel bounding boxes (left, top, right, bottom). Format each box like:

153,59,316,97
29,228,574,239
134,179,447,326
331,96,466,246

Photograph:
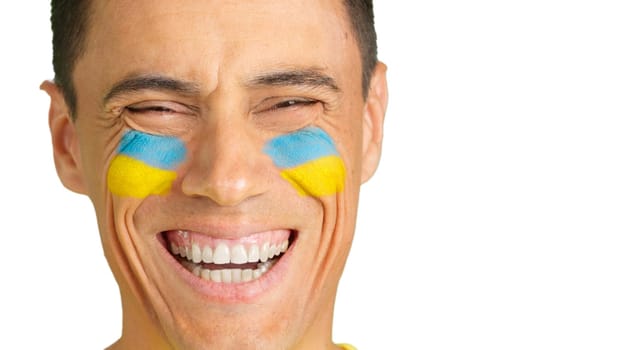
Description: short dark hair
50,0,91,118
342,0,378,99
50,0,378,118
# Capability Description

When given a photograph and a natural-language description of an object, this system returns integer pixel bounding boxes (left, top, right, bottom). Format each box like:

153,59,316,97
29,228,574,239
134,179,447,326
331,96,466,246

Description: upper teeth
172,240,289,265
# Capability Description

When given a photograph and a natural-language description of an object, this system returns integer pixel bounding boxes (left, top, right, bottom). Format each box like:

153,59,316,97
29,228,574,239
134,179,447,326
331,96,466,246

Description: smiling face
44,0,387,349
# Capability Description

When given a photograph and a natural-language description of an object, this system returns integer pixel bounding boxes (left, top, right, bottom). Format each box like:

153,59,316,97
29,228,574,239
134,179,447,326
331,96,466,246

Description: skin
42,0,388,349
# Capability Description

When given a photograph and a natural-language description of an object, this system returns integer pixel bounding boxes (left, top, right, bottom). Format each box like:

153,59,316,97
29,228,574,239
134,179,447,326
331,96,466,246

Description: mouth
161,229,296,284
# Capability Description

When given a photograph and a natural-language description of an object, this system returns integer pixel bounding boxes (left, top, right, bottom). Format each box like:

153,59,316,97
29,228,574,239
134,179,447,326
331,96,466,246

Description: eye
126,105,176,115
252,97,322,131
270,99,318,111
124,101,196,116
121,101,199,136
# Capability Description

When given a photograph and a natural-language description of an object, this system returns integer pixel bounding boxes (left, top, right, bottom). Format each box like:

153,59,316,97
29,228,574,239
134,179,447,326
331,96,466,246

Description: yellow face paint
263,126,346,197
107,130,187,198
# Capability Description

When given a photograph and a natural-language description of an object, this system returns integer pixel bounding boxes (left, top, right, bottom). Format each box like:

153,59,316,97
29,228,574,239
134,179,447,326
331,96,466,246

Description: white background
1,1,621,349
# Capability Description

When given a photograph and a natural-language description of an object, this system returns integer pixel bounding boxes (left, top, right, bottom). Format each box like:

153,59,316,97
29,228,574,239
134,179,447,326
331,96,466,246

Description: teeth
259,260,273,272
210,270,222,282
179,246,187,258
231,269,242,283
213,244,230,264
191,244,202,263
260,242,270,262
192,265,201,277
177,259,278,284
221,269,232,283
171,238,290,265
242,269,253,282
170,236,292,283
230,244,248,264
202,246,213,263
268,244,278,259
248,244,260,263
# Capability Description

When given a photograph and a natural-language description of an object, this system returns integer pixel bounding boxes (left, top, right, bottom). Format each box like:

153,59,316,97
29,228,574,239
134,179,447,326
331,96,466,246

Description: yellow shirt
339,344,356,350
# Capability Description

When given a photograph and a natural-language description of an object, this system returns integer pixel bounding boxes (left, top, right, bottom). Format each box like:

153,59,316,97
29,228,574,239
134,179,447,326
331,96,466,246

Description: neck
108,291,171,350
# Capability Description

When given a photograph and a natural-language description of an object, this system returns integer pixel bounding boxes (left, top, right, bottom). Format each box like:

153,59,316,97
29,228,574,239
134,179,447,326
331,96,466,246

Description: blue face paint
263,126,345,197
107,130,187,198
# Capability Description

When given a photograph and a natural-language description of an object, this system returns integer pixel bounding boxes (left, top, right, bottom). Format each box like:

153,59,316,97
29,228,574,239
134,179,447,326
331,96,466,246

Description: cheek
263,126,345,197
107,130,187,198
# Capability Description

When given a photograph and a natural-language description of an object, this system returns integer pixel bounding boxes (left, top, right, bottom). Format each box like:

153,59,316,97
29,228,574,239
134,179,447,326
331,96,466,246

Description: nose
181,119,268,206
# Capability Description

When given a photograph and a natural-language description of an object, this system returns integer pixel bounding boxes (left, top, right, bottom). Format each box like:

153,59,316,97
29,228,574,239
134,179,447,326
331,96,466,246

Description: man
42,0,387,348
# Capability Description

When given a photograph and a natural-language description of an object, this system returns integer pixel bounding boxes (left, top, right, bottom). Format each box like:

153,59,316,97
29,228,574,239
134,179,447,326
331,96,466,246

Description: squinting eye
271,99,318,110
252,97,322,131
120,100,198,136
126,105,177,114
123,100,199,118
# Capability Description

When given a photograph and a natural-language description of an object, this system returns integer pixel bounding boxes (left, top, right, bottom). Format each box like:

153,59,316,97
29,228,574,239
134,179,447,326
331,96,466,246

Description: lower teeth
180,259,275,283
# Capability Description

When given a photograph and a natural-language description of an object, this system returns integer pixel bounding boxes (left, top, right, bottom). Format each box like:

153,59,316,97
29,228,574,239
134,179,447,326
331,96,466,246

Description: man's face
46,0,386,348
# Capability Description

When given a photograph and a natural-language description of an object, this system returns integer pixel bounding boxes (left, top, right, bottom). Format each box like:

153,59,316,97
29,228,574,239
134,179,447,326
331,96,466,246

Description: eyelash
269,99,318,111
126,105,177,114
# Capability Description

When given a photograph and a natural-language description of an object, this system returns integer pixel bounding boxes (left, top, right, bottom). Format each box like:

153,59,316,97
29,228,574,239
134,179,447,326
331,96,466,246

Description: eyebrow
103,69,340,105
103,74,201,105
247,68,341,93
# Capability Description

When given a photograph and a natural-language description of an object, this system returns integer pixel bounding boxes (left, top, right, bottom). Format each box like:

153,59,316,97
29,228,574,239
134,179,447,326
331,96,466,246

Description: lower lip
157,231,296,303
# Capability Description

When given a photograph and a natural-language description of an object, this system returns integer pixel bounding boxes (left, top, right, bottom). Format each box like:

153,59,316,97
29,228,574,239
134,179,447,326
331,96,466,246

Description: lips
163,229,294,284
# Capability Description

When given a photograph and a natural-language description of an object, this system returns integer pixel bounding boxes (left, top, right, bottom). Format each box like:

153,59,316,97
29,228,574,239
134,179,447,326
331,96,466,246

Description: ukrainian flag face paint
264,126,346,197
107,130,187,198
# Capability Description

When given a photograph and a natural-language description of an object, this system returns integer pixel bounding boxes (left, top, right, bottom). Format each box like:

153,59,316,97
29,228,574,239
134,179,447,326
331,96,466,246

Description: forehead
76,0,359,95
89,0,349,38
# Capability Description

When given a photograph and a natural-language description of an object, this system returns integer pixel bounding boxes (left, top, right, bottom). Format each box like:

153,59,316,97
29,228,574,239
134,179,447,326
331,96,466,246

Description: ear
360,62,388,183
41,81,87,194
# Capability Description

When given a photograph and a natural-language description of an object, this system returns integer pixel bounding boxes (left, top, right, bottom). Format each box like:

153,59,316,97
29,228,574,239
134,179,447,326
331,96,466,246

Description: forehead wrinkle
103,74,202,106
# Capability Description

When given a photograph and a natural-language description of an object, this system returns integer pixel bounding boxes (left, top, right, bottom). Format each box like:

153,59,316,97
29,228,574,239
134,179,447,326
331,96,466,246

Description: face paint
107,130,187,198
264,126,345,197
